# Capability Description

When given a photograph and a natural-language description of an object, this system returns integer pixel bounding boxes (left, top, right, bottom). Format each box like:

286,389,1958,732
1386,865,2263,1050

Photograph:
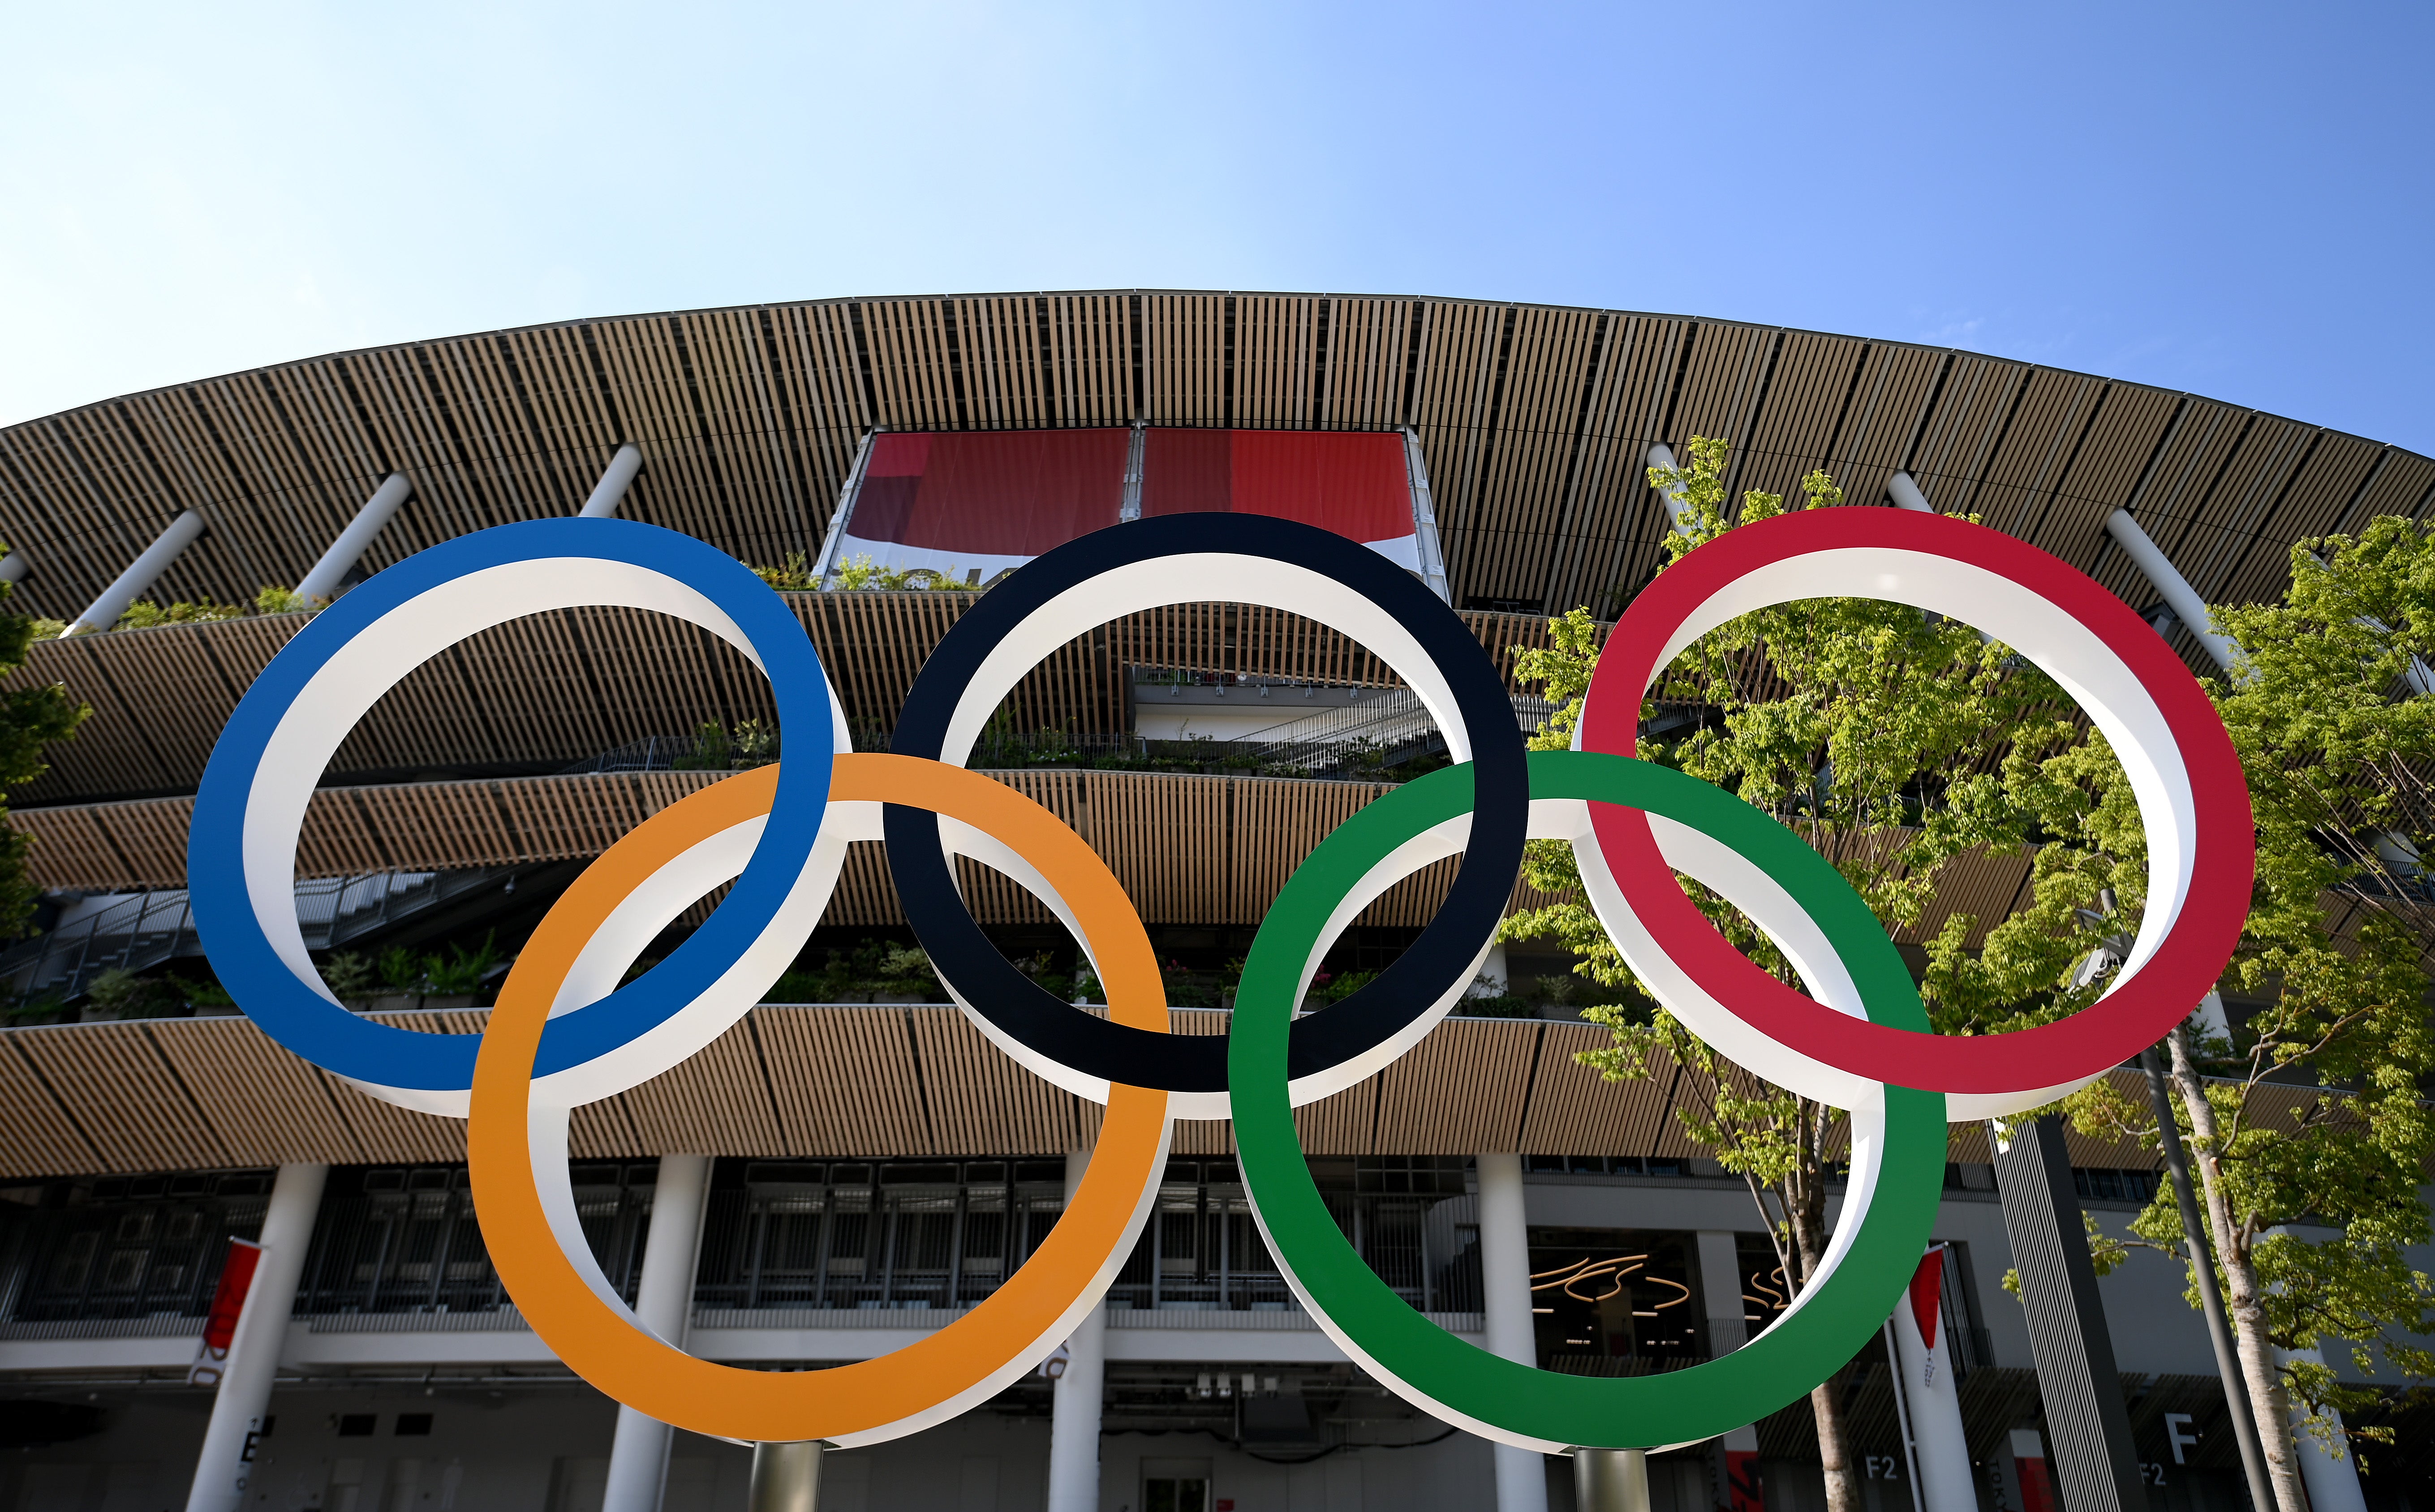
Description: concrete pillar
581,444,645,519
1046,1147,1109,1512
68,510,207,635
1478,1152,1550,1512
1693,1232,1760,1509
184,1162,327,1512
1889,1253,1976,1512
747,1440,823,1512
294,473,411,604
1991,1117,2142,1512
2281,1344,2369,1512
2102,509,2241,673
602,1154,714,1512
0,550,30,586
1888,471,1934,513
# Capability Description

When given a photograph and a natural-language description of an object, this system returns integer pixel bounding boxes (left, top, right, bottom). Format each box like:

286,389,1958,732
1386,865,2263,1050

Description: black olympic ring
885,512,1530,1095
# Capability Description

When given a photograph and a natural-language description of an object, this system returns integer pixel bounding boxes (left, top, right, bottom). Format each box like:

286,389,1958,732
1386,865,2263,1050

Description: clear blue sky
6,1,2430,454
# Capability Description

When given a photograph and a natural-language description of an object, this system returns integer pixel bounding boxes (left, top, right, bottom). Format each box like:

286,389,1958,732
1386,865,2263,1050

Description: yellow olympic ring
468,755,1173,1444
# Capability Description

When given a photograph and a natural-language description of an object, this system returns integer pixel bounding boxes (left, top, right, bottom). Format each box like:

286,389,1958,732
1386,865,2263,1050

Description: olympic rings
1230,752,1945,1452
194,504,2253,1453
469,755,1172,1447
1575,508,2254,1118
189,520,845,1115
887,512,1529,1120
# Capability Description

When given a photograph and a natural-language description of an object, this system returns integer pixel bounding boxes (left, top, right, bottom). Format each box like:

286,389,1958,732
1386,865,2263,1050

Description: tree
0,553,86,942
2037,521,2435,1511
1504,437,2082,1512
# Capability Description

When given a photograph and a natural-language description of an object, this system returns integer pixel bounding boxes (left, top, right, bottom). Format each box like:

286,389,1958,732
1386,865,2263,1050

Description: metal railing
1246,691,1556,775
0,866,512,1004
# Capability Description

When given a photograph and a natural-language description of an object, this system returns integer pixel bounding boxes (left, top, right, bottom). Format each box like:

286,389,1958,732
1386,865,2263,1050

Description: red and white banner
188,1238,262,1387
819,428,1444,595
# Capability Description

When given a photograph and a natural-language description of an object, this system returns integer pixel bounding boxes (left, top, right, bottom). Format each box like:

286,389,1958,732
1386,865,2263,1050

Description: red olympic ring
1577,507,2253,1107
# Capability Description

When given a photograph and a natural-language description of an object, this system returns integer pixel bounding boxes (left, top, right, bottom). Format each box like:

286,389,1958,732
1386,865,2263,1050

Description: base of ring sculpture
747,1442,824,1512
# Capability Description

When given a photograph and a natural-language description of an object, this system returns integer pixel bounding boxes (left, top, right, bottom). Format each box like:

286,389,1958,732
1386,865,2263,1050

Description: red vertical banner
2015,1454,2057,1512
1726,1449,1763,1512
189,1238,262,1386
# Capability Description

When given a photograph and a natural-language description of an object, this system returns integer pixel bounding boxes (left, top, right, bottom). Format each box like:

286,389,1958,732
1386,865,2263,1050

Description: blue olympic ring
188,518,836,1096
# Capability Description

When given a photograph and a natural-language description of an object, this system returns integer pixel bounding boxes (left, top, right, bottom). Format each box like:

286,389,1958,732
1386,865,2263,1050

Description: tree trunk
2169,1027,2307,1512
1789,1123,1863,1512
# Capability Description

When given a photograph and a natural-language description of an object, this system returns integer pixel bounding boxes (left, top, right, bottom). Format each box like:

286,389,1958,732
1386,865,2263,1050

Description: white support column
2280,1344,2369,1512
2101,510,2241,673
1647,444,1693,533
1889,1257,1976,1512
1693,1233,1760,1505
1478,1151,1550,1512
1047,1147,1108,1512
1887,471,1935,513
1402,427,1453,603
602,1154,714,1512
581,444,646,519
67,510,207,635
185,1162,327,1512
0,550,29,586
294,473,412,605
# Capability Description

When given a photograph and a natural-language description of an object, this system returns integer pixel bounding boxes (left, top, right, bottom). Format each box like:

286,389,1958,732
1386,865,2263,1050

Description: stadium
0,289,2425,1512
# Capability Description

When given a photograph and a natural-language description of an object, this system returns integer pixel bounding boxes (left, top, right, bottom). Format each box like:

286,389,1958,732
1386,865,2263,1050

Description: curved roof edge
0,289,2426,647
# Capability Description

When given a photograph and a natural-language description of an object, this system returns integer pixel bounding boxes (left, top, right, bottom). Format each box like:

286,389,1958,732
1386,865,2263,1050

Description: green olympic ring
1230,749,1947,1452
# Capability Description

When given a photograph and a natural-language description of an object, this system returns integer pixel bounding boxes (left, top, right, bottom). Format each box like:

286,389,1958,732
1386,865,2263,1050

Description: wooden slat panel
9,1022,228,1173
1518,1022,1665,1155
149,1015,364,1166
1292,1079,1375,1157
754,1006,934,1155
1371,1019,1540,1154
0,1036,99,1176
907,1008,1087,1155
0,1004,2192,1176
618,1013,789,1154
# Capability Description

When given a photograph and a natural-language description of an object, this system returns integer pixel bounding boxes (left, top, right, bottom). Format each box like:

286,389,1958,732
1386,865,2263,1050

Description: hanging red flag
189,1238,263,1387
1908,1248,1945,1352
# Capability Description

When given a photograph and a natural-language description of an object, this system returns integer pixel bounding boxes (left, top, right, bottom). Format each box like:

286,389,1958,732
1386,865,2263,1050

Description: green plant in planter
253,586,323,614
167,971,235,1010
84,967,182,1019
872,942,938,999
672,722,732,771
732,719,778,767
3,988,66,1024
322,952,378,1005
1309,968,1377,1005
750,553,817,591
424,933,505,997
377,947,428,995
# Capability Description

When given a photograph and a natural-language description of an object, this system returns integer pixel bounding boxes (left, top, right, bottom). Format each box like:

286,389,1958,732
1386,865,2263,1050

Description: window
336,1414,376,1437
395,1413,433,1436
